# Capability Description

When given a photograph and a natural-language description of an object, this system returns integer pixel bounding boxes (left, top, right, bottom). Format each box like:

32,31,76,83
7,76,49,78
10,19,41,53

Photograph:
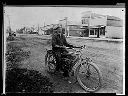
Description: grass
6,68,54,93
5,36,54,93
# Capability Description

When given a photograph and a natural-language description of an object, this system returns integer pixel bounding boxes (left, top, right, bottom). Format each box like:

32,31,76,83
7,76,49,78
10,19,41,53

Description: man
52,26,81,78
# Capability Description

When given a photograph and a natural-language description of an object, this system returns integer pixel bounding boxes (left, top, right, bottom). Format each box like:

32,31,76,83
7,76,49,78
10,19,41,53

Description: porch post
97,28,100,38
94,28,95,35
88,13,91,37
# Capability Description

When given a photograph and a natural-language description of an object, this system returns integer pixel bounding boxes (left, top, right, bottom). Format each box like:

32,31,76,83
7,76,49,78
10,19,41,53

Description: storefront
81,11,107,38
80,25,106,38
89,25,106,38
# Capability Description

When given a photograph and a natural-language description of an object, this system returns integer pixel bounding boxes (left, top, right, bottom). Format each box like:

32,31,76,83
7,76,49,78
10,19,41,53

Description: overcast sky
4,6,125,31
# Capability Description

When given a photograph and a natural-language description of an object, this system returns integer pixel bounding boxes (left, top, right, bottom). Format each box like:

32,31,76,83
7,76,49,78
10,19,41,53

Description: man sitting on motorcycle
52,25,81,78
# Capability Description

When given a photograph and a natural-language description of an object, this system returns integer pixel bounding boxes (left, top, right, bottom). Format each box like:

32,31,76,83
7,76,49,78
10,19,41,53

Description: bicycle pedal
59,71,64,74
68,81,72,84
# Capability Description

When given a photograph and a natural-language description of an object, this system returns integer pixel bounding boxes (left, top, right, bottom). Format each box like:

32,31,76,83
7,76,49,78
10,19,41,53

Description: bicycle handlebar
66,45,86,54
66,45,86,50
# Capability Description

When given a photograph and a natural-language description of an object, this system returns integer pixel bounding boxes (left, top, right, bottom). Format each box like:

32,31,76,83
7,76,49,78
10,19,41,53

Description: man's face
57,28,62,35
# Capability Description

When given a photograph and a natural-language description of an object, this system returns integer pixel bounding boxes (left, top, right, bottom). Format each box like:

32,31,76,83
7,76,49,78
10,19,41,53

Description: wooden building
81,11,107,38
81,11,123,39
105,15,123,39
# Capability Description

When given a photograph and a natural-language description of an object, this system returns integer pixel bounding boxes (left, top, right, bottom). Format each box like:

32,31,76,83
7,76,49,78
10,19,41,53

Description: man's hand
60,46,71,49
61,46,66,49
55,45,61,47
55,45,66,48
73,45,86,49
73,46,81,48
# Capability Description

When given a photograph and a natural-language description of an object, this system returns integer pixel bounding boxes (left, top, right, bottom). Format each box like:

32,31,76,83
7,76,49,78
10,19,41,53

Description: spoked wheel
76,62,102,92
45,52,56,73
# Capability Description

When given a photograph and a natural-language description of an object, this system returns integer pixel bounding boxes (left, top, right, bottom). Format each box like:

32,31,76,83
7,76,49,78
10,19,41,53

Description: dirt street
17,34,124,94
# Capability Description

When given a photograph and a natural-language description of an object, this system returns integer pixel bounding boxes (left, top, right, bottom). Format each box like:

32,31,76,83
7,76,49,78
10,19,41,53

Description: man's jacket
52,33,73,51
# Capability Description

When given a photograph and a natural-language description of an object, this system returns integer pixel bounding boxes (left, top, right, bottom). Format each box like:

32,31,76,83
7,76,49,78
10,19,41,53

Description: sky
4,6,125,31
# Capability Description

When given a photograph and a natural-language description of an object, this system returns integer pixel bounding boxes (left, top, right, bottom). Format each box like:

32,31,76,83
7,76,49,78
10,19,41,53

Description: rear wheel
45,51,56,73
76,62,102,92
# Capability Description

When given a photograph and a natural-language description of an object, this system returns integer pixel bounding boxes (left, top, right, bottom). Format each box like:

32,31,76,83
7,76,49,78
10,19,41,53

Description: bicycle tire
76,62,102,92
45,51,56,73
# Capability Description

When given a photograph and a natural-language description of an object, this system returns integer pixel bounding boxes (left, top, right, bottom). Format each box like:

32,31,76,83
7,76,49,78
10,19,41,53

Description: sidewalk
67,36,124,42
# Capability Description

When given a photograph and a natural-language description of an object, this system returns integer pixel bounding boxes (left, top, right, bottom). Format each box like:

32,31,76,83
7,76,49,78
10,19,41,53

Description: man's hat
53,25,61,30
53,26,59,30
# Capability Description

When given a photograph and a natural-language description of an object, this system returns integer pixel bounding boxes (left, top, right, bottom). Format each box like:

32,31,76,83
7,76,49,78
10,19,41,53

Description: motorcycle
45,45,102,92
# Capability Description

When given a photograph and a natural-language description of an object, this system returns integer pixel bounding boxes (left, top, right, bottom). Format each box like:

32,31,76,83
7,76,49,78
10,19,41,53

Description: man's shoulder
52,33,57,38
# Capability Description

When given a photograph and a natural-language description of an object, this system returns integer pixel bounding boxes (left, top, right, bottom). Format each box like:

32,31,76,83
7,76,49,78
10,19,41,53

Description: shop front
80,25,106,38
89,26,106,38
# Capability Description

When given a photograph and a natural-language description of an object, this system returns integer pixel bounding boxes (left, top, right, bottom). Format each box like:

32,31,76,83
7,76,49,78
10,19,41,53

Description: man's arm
62,35,77,48
52,34,59,47
63,35,81,48
52,34,64,48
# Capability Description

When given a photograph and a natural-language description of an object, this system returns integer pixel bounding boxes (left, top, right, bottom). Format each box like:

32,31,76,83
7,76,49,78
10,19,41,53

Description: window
82,20,83,24
84,19,85,24
90,30,94,35
94,29,97,35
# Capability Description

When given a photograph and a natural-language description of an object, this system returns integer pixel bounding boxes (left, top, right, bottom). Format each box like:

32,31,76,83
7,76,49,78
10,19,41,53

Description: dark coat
52,33,73,51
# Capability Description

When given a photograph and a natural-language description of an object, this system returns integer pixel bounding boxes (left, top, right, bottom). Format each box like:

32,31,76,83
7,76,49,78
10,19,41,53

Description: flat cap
53,26,60,30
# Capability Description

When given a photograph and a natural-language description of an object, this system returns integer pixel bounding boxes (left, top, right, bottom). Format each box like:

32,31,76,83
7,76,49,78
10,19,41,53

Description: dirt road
17,34,124,94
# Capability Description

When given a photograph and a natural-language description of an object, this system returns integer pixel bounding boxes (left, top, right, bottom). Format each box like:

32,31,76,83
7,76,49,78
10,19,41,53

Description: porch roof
81,25,105,28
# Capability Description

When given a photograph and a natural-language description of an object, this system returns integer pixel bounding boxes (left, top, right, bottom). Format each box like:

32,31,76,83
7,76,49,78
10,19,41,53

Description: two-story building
81,11,107,38
81,11,123,39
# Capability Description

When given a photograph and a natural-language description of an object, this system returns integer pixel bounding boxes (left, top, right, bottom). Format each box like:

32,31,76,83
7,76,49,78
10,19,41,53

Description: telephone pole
59,17,68,37
65,17,68,37
38,24,40,34
6,14,11,34
88,13,91,37
7,15,11,28
44,22,46,35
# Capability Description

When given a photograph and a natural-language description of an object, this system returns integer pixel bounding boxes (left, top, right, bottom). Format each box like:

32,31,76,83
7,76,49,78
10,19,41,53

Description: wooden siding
107,20,123,27
105,26,123,39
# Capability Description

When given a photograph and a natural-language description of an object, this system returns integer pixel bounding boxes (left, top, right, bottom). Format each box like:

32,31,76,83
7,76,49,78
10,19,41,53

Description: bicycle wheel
76,62,102,92
45,52,56,73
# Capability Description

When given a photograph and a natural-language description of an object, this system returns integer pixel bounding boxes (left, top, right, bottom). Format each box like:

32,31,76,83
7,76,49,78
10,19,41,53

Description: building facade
58,12,123,39
81,11,123,39
81,11,107,38
105,15,123,39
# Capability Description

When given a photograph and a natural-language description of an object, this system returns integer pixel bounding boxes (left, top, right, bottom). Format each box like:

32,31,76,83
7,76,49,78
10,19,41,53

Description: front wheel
76,62,102,92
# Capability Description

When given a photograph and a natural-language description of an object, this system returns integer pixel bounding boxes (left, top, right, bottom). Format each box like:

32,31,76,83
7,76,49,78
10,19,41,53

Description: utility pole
65,17,68,37
38,24,39,34
44,21,45,27
43,22,45,35
59,17,68,37
7,15,11,28
6,14,11,35
88,13,91,37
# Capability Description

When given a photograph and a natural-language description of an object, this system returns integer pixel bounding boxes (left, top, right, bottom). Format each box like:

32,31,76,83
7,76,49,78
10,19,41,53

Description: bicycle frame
45,45,102,92
67,46,92,77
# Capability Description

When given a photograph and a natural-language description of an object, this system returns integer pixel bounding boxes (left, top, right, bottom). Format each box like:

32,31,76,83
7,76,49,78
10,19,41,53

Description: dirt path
18,34,123,94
